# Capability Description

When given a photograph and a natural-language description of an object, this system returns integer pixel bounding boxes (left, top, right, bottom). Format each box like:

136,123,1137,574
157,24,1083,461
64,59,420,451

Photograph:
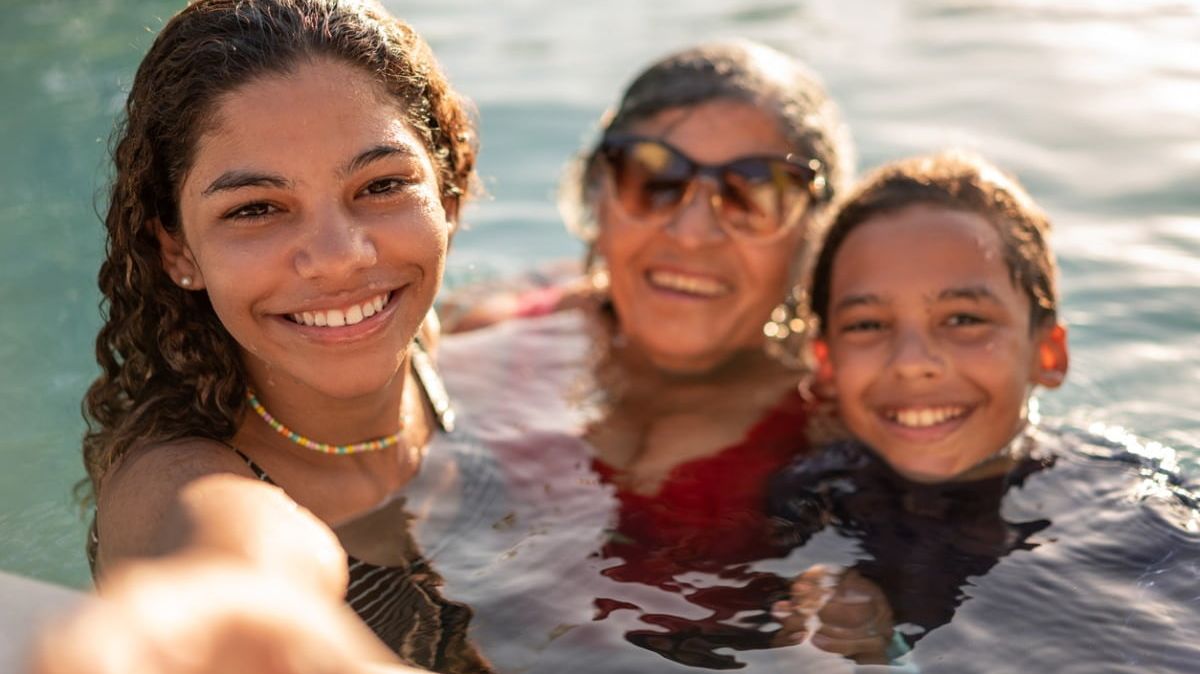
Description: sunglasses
596,134,825,239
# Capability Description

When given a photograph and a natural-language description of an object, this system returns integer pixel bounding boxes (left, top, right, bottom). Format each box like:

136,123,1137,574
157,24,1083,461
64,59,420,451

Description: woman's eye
222,202,276,220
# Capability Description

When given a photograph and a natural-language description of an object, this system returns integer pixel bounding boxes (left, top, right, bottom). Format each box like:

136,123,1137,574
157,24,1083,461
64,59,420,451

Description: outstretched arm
31,451,412,674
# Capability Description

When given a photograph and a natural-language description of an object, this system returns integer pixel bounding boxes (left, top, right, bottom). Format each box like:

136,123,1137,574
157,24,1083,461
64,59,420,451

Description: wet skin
594,99,810,374
816,204,1067,482
160,57,453,445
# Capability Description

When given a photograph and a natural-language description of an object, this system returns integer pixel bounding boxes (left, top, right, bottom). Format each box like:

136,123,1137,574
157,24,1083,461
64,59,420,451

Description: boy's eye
840,319,886,333
946,313,987,327
222,202,277,220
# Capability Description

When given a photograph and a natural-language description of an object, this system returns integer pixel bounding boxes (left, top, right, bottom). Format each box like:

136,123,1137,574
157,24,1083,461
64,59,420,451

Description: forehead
190,58,426,176
624,98,791,162
831,204,1022,304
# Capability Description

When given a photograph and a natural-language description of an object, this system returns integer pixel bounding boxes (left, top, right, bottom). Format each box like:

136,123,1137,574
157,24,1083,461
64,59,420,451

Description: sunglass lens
608,141,693,218
720,160,811,236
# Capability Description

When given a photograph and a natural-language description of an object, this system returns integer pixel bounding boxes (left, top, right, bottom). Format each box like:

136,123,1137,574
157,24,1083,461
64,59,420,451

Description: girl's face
817,204,1067,482
165,57,451,400
593,99,809,374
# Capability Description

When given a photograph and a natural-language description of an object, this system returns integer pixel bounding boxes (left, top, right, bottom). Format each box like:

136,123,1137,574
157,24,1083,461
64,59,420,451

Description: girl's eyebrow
200,144,421,197
202,171,291,196
342,143,421,176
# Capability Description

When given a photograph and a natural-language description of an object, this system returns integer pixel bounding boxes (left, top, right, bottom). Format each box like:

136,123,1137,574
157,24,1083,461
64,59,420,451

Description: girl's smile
164,57,452,401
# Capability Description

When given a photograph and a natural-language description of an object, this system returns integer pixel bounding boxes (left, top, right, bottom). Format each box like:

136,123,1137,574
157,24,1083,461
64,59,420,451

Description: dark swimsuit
87,339,492,674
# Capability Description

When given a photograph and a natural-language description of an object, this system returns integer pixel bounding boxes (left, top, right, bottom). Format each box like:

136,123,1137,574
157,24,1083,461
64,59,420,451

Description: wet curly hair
81,0,478,503
810,150,1058,335
560,40,854,245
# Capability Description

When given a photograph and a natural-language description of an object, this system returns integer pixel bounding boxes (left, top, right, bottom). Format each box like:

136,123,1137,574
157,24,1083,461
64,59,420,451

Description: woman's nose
293,205,378,280
662,177,727,247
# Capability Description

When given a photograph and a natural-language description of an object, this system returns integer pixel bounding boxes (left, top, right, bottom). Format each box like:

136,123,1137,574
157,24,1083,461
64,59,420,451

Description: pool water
1,0,1197,660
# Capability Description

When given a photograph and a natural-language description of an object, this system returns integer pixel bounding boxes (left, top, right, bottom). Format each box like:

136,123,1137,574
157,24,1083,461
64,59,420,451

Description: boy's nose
889,328,946,380
662,177,727,247
293,205,378,280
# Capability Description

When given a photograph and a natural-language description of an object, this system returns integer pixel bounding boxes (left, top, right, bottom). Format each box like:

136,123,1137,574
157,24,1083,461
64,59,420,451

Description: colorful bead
245,389,402,455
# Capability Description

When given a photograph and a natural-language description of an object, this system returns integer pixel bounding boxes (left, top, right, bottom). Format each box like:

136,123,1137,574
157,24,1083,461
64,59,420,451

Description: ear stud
180,276,193,288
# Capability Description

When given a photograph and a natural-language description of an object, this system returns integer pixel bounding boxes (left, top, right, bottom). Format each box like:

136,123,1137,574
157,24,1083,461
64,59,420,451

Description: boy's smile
818,204,1067,482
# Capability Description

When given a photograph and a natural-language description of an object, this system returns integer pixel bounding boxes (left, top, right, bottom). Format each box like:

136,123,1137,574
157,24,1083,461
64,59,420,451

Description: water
0,0,1197,650
423,312,1200,672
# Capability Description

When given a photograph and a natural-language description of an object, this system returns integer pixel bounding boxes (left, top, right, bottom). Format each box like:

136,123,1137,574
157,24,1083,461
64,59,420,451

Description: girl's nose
293,205,378,281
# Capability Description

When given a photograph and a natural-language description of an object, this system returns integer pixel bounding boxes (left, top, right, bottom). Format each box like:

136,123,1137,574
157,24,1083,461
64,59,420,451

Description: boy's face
816,204,1067,483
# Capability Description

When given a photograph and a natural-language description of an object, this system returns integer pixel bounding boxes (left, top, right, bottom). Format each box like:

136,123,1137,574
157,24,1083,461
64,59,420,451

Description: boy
769,150,1069,655
809,150,1069,483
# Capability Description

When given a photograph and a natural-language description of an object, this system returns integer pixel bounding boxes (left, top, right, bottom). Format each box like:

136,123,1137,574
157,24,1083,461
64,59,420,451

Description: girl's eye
361,177,410,197
222,202,276,221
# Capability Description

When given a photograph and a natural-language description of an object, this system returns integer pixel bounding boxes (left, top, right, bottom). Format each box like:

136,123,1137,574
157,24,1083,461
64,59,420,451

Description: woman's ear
1031,323,1069,389
152,219,205,290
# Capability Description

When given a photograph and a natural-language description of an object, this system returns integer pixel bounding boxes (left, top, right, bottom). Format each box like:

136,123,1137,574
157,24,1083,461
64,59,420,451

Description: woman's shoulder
439,260,605,333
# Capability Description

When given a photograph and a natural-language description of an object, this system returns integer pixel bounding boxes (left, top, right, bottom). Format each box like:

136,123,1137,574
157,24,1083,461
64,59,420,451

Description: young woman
38,1,487,672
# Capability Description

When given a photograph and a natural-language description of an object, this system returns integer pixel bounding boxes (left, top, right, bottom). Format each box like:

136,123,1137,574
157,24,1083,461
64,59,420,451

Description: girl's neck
238,352,428,469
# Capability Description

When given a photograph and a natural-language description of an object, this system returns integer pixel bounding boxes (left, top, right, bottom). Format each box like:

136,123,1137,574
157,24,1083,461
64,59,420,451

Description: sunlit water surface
1,0,1197,669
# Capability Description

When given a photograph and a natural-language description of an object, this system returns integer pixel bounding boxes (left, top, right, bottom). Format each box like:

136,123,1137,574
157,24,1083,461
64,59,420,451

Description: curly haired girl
41,1,490,672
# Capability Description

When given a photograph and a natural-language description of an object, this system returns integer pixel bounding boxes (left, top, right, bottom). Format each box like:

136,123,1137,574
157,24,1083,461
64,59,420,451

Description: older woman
451,40,849,557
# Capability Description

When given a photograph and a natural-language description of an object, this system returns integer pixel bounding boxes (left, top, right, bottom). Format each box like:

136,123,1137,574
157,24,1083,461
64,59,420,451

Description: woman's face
594,99,809,374
167,57,451,400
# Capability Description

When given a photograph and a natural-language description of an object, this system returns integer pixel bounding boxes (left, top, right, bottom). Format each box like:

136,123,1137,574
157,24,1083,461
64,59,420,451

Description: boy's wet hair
810,150,1058,334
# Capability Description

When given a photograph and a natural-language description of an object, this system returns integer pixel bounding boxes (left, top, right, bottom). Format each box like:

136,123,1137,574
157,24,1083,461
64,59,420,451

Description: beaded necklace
245,389,405,455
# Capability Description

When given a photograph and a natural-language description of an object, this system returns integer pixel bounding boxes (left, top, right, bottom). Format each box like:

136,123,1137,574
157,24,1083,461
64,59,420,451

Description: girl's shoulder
93,438,263,571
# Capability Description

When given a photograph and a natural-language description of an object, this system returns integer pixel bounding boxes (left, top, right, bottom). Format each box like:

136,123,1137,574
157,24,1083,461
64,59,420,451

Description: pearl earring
180,276,193,288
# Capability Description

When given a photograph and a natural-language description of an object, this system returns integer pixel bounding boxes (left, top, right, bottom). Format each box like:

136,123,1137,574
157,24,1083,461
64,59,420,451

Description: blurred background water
0,0,1196,589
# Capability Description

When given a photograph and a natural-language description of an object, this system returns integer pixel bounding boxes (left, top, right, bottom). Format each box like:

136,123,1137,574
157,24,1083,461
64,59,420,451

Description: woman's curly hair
81,0,478,504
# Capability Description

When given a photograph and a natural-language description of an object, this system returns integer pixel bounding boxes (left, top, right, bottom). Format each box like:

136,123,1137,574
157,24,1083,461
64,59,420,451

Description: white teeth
647,270,730,297
287,292,390,328
891,406,966,428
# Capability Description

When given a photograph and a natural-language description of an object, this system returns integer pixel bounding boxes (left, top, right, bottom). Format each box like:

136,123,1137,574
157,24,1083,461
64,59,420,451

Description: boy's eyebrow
832,293,884,313
342,143,421,176
202,171,291,196
937,285,1002,304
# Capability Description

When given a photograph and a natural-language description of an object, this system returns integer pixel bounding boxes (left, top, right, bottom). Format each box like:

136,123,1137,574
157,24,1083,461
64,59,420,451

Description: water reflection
356,311,1200,673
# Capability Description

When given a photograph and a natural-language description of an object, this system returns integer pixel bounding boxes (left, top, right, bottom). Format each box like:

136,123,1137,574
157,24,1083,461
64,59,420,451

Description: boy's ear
811,338,836,392
152,218,205,290
1031,323,1068,389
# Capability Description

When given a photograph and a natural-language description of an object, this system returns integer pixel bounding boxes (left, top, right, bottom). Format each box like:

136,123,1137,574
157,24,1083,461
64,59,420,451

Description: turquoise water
0,0,1197,591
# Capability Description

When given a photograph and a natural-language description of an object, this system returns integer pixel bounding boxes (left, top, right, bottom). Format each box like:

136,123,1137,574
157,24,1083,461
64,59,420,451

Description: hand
27,555,418,674
772,566,895,665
